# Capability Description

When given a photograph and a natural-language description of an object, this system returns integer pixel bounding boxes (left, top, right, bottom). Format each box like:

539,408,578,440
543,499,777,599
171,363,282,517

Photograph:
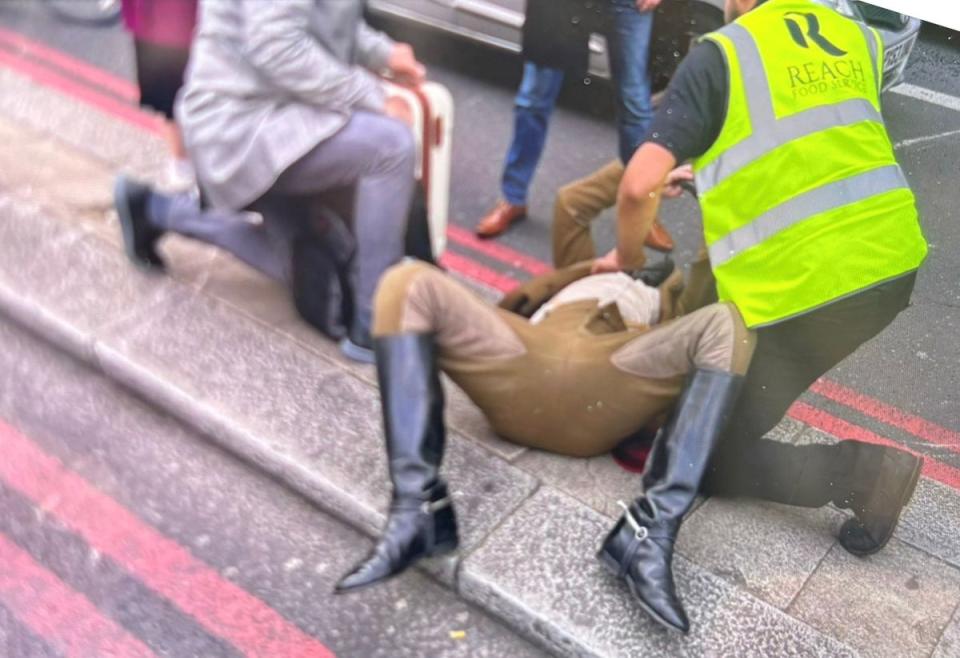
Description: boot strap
613,500,680,579
617,500,651,542
422,496,452,514
390,496,452,514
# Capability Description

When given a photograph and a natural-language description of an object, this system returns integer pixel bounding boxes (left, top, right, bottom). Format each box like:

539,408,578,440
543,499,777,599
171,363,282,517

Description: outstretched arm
616,143,677,270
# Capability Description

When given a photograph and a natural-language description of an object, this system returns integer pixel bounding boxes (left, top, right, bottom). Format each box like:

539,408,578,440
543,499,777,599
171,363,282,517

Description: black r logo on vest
784,12,848,56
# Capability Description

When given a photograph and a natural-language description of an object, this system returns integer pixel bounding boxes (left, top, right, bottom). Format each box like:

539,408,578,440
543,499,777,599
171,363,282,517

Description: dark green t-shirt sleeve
647,40,729,164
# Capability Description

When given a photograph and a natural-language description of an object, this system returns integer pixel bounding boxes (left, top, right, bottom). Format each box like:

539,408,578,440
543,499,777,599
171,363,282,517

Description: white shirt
530,273,662,327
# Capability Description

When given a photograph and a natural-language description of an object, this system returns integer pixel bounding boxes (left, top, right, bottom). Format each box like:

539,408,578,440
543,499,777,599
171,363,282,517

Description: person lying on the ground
552,161,691,267
334,255,756,635
114,0,426,363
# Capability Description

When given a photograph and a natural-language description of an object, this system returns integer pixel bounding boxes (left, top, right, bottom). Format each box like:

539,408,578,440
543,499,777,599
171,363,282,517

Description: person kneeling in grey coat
114,0,426,362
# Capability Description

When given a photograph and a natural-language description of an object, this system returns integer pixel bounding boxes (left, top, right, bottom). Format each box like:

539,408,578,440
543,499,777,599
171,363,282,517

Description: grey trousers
147,111,417,335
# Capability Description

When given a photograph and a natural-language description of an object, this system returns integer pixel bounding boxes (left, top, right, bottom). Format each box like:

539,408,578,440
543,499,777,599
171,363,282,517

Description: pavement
0,8,959,658
0,312,546,658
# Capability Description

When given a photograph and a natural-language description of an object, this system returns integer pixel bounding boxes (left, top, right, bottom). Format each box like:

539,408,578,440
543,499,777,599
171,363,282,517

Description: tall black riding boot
335,333,458,592
598,368,744,633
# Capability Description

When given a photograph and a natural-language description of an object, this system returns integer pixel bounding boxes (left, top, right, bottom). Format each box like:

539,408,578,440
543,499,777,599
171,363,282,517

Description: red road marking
0,420,336,658
0,25,139,102
439,250,519,292
0,48,163,135
789,402,960,490
810,378,960,452
1,26,958,482
0,533,156,658
446,225,552,276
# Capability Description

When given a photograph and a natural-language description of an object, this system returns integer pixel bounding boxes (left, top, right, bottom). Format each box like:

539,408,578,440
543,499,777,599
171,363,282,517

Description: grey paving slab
676,498,841,610
275,313,367,372
0,67,169,179
79,214,230,298
795,427,960,570
933,605,960,658
766,416,806,443
513,449,643,519
791,426,839,446
0,197,178,354
896,477,960,570
461,488,856,658
198,252,300,326
0,115,112,222
790,539,960,658
96,291,539,578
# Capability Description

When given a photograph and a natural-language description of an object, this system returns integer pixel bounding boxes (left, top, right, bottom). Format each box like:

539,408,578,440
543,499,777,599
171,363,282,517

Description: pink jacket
121,0,198,49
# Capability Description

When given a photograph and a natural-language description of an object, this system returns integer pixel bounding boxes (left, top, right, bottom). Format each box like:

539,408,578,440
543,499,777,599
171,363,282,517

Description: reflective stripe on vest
709,163,907,266
696,23,883,196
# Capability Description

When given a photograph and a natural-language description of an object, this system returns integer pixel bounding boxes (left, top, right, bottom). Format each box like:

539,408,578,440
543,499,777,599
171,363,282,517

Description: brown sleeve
675,244,718,317
498,261,594,318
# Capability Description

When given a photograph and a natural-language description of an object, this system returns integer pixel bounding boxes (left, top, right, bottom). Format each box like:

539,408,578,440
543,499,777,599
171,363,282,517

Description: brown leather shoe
645,219,674,252
475,200,527,238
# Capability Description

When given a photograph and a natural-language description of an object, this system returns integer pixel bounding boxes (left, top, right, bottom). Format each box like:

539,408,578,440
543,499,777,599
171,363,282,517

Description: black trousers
133,40,190,120
703,272,917,506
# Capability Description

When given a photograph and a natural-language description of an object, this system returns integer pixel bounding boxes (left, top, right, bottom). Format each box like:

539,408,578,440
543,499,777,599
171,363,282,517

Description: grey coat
177,0,395,210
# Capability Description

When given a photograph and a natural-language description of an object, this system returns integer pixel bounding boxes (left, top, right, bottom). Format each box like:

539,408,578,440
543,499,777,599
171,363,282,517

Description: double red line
0,420,334,658
0,25,958,488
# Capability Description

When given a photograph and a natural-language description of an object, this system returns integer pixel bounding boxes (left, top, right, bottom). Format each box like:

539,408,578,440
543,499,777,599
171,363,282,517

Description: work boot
834,441,922,556
336,333,459,592
113,176,166,271
645,219,675,252
474,200,527,238
598,369,744,633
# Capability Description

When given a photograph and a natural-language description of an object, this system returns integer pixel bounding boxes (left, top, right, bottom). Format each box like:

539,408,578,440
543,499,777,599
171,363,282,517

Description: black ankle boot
833,441,922,556
336,334,459,592
598,368,744,633
113,176,166,271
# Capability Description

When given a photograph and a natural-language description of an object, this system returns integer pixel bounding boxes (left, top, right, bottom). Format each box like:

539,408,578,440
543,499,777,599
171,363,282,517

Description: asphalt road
0,314,546,657
0,6,957,471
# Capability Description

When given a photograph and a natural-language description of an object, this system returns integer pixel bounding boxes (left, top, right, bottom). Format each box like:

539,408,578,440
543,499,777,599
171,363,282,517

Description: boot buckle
422,496,452,514
617,500,649,541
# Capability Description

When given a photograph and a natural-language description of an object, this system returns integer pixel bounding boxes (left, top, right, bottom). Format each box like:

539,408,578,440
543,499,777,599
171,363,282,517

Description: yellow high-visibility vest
693,0,927,327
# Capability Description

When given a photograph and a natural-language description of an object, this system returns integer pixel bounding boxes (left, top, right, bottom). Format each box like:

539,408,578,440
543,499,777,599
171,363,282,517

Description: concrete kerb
92,336,388,542
0,217,531,589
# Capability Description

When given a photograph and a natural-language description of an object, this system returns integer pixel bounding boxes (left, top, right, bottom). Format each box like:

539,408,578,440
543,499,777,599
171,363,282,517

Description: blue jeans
500,1,654,205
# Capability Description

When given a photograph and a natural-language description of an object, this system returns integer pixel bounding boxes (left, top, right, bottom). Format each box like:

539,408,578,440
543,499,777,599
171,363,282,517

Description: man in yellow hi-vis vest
593,0,928,632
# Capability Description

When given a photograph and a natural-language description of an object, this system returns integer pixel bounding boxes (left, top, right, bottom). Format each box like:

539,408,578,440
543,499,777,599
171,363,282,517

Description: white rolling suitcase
385,81,455,259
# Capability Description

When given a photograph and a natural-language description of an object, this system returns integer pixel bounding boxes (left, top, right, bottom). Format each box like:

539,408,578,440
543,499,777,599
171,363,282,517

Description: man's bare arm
616,142,677,270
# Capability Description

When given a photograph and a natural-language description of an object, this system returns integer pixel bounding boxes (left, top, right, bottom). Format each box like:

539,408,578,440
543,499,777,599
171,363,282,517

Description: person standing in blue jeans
475,0,671,243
